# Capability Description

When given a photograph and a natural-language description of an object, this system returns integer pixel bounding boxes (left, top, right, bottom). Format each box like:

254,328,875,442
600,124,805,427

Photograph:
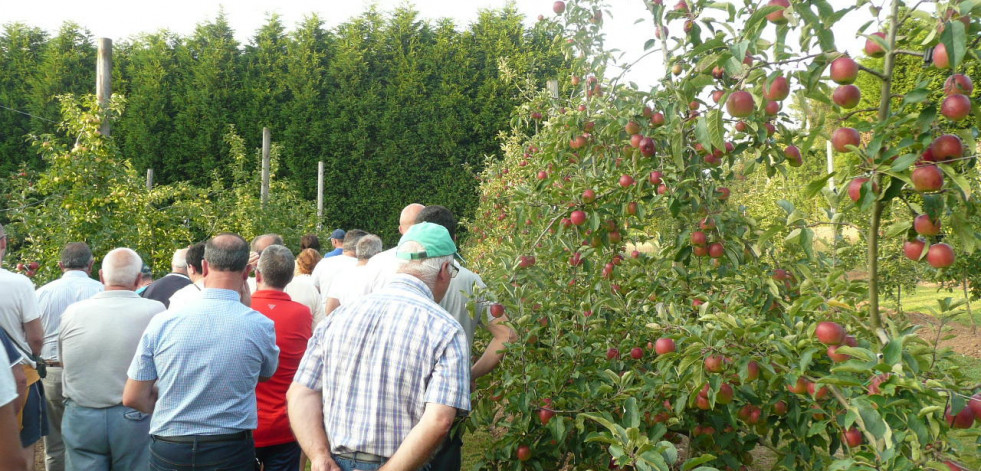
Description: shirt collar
389,273,435,301
201,288,244,301
93,290,140,299
251,290,291,301
62,270,92,279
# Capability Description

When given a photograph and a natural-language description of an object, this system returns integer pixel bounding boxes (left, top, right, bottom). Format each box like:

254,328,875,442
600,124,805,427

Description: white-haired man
288,222,470,471
141,247,192,308
59,248,165,470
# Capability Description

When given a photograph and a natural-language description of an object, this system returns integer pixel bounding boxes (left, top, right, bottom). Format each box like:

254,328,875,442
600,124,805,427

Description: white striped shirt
293,274,470,457
36,270,104,361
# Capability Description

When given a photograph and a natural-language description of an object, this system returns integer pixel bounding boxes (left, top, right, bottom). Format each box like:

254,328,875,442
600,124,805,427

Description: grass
880,283,981,327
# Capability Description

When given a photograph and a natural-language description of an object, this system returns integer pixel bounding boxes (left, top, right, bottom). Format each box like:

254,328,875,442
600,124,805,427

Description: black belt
333,451,386,464
152,431,252,444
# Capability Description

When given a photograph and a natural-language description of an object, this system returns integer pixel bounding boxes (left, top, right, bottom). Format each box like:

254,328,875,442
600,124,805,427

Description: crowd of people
0,203,516,471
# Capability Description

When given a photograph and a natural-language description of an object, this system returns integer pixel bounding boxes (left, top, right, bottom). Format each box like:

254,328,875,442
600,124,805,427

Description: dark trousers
427,427,463,471
149,435,256,471
255,442,300,471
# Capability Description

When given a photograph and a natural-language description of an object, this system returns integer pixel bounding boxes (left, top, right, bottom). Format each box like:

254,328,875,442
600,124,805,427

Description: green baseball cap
396,222,460,260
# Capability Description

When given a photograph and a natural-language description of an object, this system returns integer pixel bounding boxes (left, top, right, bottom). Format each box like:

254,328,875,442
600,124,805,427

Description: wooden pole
317,161,324,230
261,127,271,208
96,38,112,136
547,79,559,99
146,169,154,190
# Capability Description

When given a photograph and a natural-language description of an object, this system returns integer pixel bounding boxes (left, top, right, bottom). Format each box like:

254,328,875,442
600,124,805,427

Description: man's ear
132,273,143,290
98,269,106,285
255,269,263,285
201,260,211,278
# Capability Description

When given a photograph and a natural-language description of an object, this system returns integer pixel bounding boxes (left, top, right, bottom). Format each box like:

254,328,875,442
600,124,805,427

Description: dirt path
901,312,981,359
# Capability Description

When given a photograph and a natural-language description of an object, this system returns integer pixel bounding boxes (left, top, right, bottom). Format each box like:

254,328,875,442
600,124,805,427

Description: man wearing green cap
288,222,470,471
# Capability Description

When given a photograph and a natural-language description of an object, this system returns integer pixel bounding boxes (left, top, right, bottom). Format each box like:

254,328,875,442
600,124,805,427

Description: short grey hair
205,233,250,272
172,248,188,270
396,241,452,289
342,230,369,253
356,235,383,261
257,245,295,289
102,248,142,287
61,242,94,270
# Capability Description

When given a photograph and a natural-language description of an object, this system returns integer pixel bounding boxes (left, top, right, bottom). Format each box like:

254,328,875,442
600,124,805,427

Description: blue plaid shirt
128,288,279,436
293,274,470,457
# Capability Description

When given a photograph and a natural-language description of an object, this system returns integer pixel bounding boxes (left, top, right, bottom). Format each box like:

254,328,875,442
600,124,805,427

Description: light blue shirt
36,270,104,361
128,288,279,436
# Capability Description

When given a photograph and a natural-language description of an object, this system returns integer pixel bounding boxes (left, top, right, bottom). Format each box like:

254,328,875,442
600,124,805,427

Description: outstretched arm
471,316,517,380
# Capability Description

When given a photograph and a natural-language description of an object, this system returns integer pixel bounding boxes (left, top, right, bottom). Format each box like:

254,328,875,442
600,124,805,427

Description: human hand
310,455,341,471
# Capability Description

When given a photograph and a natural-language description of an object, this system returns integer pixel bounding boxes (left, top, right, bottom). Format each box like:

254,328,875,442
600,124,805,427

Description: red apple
654,338,676,354
657,184,668,195
704,355,725,373
726,91,755,117
765,0,790,24
711,90,724,103
764,100,781,115
16,263,25,272
927,243,955,268
735,121,748,132
903,239,926,261
933,42,949,68
708,242,724,258
606,348,620,360
629,133,643,148
746,361,760,381
784,145,802,167
912,165,944,192
717,383,734,404
700,217,716,230
815,321,846,345
716,187,730,201
490,303,506,318
931,134,963,161
570,135,587,149
830,56,859,84
865,32,886,58
773,400,788,415
640,137,656,156
941,94,972,121
945,404,975,428
847,177,877,203
944,74,974,96
517,445,532,461
552,1,566,14
695,394,711,410
944,460,972,471
570,210,587,226
538,407,555,425
691,231,707,246
788,377,809,394
582,189,596,203
808,381,830,400
827,345,850,362
630,347,643,360
625,121,640,135
651,112,665,126
832,127,860,153
764,76,790,101
693,245,709,257
843,427,863,447
619,175,635,187
833,85,861,109
648,171,663,185
913,214,941,236
969,393,981,420
868,373,891,395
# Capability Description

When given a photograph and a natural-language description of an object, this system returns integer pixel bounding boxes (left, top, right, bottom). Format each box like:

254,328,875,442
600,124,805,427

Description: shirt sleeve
424,323,471,411
258,318,280,378
127,319,159,382
293,320,329,391
20,279,41,323
0,348,17,407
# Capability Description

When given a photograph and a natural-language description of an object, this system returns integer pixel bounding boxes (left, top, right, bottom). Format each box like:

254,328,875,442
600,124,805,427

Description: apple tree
465,0,981,470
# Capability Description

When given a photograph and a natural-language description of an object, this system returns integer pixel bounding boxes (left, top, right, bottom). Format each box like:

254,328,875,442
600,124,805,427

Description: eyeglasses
447,262,459,278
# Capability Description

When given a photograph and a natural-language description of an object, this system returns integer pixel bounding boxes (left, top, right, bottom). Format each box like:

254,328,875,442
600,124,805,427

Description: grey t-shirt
59,290,165,408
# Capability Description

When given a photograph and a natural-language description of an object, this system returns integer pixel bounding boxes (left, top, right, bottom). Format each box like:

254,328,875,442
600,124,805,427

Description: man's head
251,234,284,255
171,248,189,274
300,234,321,252
205,233,250,273
415,205,457,240
100,248,143,290
60,242,95,273
329,229,346,249
342,229,368,256
185,242,206,281
355,235,383,262
398,203,426,235
256,245,295,291
396,222,458,302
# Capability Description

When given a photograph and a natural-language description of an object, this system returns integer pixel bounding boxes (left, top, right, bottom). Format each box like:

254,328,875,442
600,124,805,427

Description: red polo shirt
251,290,313,447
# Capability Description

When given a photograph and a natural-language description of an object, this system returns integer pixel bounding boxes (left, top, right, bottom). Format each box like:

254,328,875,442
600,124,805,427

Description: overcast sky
5,0,877,89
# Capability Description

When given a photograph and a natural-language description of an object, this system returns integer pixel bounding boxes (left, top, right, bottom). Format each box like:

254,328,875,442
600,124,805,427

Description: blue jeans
62,400,151,471
334,457,384,471
255,442,300,471
149,434,255,471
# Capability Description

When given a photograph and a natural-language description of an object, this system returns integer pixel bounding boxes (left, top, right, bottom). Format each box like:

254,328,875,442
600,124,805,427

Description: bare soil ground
901,311,981,359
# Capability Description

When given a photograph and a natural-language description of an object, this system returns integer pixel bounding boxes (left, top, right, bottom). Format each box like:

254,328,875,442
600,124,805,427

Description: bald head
251,234,284,254
206,233,250,272
172,248,189,274
399,203,426,234
101,248,143,289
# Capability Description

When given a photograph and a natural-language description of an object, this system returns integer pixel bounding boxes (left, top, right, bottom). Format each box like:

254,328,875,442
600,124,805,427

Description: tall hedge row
0,7,568,243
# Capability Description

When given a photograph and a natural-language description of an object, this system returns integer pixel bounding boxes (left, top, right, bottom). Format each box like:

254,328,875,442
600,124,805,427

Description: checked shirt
293,273,470,458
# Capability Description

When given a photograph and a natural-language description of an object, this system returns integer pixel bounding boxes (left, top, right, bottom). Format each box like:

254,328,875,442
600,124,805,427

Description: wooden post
146,169,154,190
547,79,559,99
96,38,112,136
317,161,324,230
826,141,835,191
261,127,270,208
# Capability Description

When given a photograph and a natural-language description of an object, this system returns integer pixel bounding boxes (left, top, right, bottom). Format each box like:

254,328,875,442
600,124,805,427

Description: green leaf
900,88,930,107
939,20,967,69
883,338,902,365
625,396,640,428
682,454,718,471
938,163,971,199
889,153,919,172
804,173,835,198
708,110,725,151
